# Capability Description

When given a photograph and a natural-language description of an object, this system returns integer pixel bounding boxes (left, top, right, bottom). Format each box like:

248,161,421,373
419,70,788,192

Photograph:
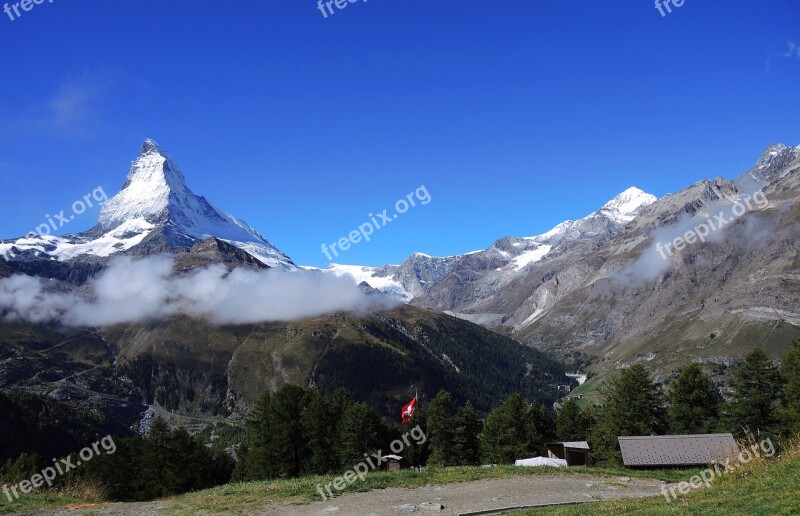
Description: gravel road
29,474,667,515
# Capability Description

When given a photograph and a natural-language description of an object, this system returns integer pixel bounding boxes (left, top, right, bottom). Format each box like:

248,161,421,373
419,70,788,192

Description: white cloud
0,256,399,327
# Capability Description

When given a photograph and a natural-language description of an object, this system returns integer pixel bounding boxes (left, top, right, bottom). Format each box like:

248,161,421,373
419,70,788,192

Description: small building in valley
618,434,740,468
545,441,590,466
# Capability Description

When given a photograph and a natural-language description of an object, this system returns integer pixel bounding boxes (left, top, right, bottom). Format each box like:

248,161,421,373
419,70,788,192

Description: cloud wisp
1,71,116,141
0,256,398,327
783,42,800,59
766,42,800,72
612,187,770,285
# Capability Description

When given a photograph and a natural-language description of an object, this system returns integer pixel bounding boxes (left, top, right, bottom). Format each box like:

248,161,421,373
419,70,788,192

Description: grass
0,479,106,515
0,464,694,515
562,381,602,408
9,435,797,515
515,436,800,516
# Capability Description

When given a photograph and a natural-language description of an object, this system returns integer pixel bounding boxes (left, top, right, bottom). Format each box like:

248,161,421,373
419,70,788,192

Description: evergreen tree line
408,343,800,468
233,384,430,481
233,385,559,478
1,418,234,502
200,341,800,482
0,390,122,464
578,344,800,464
423,391,556,466
2,341,798,498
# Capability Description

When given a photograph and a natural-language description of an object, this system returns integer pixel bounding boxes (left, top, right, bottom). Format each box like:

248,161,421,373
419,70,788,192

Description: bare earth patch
32,475,667,515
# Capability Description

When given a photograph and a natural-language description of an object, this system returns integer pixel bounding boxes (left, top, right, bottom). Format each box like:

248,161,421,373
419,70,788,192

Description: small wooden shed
384,454,402,472
545,441,590,466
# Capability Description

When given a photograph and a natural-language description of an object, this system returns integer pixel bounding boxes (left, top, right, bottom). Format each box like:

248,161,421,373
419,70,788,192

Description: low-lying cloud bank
0,256,398,326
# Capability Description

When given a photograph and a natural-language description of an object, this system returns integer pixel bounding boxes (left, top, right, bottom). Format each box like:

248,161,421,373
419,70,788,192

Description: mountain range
335,143,800,380
0,141,571,434
1,140,798,435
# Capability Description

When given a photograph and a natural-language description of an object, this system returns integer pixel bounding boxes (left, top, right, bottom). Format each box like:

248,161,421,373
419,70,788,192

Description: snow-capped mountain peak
597,186,657,223
2,140,294,268
140,138,166,155
95,140,293,267
98,139,190,229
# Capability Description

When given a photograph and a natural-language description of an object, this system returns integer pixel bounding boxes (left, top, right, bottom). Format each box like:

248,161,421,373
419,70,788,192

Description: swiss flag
401,395,417,424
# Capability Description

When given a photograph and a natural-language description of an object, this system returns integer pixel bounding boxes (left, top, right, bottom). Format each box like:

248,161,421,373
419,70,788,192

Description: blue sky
1,0,798,267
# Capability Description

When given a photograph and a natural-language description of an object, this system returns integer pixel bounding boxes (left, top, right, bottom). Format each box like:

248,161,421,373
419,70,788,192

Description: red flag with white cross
401,395,417,424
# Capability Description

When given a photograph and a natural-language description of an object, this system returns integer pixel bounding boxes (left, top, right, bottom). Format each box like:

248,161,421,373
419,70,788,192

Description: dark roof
618,434,739,467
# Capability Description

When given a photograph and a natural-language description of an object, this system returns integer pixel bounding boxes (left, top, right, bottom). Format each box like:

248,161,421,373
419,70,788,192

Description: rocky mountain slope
324,187,656,310
336,144,800,379
0,304,568,432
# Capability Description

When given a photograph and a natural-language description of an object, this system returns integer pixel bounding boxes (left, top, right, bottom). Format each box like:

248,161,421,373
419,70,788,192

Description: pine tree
164,427,197,494
84,436,143,500
79,424,231,501
581,404,598,438
780,339,800,434
238,390,272,480
328,388,355,422
727,348,783,437
453,401,483,465
138,417,171,497
668,364,720,434
557,399,589,441
337,402,382,468
301,389,336,475
481,393,530,464
328,388,355,445
526,401,556,455
427,391,458,466
265,384,310,477
230,442,250,482
402,411,430,468
590,365,668,465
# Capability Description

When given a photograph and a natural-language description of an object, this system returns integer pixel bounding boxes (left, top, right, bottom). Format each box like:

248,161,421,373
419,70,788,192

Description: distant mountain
749,143,800,182
332,144,800,379
325,186,657,316
0,140,294,271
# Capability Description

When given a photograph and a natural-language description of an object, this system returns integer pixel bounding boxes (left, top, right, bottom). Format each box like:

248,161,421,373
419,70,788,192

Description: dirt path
30,474,666,515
